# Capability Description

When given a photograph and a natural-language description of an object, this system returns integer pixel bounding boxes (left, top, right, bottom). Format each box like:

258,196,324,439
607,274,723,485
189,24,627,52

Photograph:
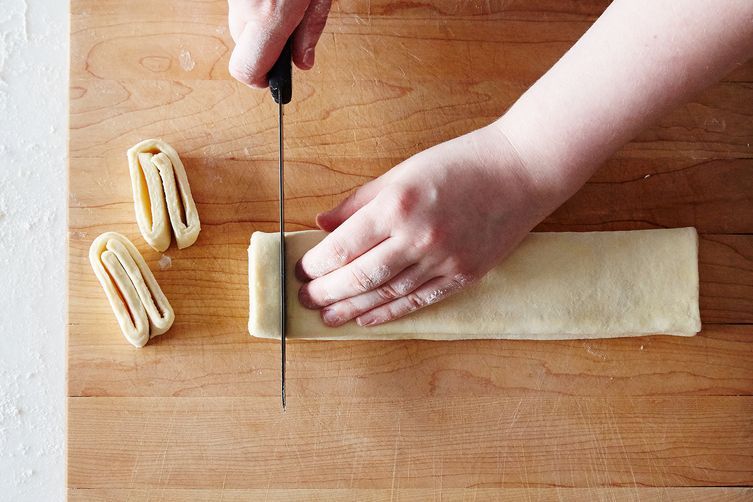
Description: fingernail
321,307,341,326
295,259,311,281
314,211,328,226
356,315,377,327
298,286,317,309
315,212,339,232
303,48,315,68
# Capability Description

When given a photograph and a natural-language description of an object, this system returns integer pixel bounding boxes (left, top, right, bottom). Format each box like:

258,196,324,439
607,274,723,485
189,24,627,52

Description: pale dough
127,139,201,252
248,228,701,340
90,232,175,347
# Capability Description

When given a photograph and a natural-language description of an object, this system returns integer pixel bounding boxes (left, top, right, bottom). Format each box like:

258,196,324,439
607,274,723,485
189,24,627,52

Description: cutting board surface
69,1,753,499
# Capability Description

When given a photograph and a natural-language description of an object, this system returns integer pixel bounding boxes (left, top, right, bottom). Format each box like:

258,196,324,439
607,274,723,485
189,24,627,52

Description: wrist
484,117,587,221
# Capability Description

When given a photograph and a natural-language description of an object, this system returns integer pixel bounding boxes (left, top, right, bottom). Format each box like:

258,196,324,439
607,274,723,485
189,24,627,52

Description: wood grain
69,78,753,232
69,396,753,489
68,324,753,399
69,0,753,495
69,78,753,166
68,487,753,502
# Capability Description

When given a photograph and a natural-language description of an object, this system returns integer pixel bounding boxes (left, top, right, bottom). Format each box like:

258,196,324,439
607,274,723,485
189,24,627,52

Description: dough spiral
89,232,174,347
127,139,201,252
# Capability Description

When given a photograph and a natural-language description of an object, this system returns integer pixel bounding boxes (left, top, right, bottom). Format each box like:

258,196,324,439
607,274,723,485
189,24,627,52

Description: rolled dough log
248,228,701,341
90,232,174,347
127,139,201,252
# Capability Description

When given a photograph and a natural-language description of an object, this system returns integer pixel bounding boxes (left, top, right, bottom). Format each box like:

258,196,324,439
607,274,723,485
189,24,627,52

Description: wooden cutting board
68,1,753,500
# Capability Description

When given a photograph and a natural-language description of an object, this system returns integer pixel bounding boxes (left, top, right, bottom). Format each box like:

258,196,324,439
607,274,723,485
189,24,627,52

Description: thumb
227,3,308,87
317,179,383,231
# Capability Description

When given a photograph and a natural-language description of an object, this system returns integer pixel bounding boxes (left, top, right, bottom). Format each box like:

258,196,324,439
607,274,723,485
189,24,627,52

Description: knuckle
453,271,476,287
375,283,400,301
349,266,375,293
413,225,445,253
392,277,416,296
448,277,464,291
390,186,419,219
444,255,464,273
404,293,425,311
328,238,349,265
426,226,446,245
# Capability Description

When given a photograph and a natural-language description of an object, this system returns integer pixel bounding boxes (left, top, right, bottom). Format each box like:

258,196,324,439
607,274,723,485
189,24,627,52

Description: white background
0,0,67,499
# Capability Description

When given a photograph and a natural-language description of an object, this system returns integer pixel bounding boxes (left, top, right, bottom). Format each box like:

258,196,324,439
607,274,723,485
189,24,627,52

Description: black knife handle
269,39,292,105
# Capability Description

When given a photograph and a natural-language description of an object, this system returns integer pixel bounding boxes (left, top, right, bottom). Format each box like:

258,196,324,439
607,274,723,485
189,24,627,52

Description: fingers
299,237,415,309
227,0,309,87
318,264,427,326
227,3,246,43
355,275,467,327
315,179,384,232
296,196,389,280
292,0,332,70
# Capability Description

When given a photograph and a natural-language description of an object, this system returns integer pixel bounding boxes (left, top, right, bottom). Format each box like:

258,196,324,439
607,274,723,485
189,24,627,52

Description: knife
268,40,292,411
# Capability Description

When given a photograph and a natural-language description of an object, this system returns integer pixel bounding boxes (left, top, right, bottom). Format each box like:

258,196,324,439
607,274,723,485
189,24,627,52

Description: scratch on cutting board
263,413,287,502
359,45,374,59
520,442,531,488
436,451,445,500
347,433,365,488
288,428,305,470
406,51,423,63
501,397,524,435
156,407,177,486
574,399,601,487
388,412,402,502
127,419,149,489
218,465,228,502
583,342,607,360
607,402,638,488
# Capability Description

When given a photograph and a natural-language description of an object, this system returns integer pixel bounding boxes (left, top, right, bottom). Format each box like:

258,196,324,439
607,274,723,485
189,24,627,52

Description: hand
295,125,561,327
227,0,331,87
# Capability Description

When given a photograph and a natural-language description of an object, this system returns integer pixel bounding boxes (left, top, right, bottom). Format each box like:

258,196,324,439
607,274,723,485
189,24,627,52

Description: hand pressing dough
127,139,201,252
90,232,174,347
248,228,701,340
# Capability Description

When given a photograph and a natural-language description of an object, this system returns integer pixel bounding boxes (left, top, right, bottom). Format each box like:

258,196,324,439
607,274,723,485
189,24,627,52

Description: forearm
496,0,753,201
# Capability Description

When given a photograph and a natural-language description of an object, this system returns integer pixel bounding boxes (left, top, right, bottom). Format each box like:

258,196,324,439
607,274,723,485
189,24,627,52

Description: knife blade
268,40,292,411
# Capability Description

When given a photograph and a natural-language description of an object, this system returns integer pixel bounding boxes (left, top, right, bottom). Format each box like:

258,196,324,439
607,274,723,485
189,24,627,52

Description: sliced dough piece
248,228,701,341
127,139,201,251
90,232,175,347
